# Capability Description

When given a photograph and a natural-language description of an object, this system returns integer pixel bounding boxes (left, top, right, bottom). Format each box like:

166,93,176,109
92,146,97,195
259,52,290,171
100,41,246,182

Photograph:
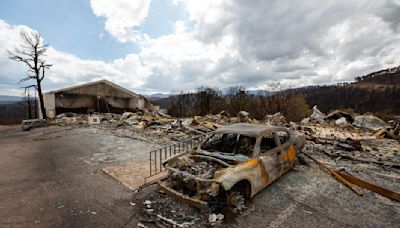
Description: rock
143,200,152,205
208,213,217,223
335,117,348,127
208,213,224,223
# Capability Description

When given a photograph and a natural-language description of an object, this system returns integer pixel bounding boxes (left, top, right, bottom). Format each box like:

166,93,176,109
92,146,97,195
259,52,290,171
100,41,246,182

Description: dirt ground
0,125,399,228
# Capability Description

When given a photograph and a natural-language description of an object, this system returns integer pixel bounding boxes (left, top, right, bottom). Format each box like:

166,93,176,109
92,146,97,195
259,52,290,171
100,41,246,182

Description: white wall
39,93,55,119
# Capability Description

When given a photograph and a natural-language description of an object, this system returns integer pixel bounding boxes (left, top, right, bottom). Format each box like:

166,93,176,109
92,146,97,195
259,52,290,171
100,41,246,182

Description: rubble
264,112,287,126
51,110,277,145
335,117,348,127
238,110,252,123
302,105,326,124
208,213,224,223
122,106,399,226
353,114,390,131
326,110,354,123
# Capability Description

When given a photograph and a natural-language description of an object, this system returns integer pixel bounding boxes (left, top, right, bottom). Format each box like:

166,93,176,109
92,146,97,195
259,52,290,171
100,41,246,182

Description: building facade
39,80,159,118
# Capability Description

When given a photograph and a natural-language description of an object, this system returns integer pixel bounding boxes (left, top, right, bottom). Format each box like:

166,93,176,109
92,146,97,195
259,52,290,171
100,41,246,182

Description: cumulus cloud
92,0,399,91
90,0,151,42
137,0,400,89
0,19,151,95
1,0,400,96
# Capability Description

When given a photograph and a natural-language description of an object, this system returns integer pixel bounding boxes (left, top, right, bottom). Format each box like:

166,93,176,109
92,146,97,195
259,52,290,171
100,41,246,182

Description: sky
0,0,399,96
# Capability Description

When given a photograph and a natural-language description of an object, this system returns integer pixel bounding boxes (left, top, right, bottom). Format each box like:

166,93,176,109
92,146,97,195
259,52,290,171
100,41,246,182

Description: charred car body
158,123,305,207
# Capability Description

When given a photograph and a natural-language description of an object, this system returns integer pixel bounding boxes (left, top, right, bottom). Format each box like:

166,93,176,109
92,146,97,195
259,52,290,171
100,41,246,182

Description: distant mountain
354,65,400,86
300,65,400,115
0,95,23,104
146,93,170,101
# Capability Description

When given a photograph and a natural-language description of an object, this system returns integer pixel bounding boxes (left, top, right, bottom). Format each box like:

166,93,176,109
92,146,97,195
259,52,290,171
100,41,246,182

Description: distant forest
0,99,38,124
1,65,399,124
156,65,400,121
300,65,400,116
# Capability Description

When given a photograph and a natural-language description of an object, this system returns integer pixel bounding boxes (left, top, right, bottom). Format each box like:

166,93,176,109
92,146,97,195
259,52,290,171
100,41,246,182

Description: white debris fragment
309,105,326,123
354,114,390,131
208,213,224,223
143,200,152,205
137,222,148,228
335,117,348,127
120,112,133,120
208,214,217,223
130,202,135,206
216,213,224,220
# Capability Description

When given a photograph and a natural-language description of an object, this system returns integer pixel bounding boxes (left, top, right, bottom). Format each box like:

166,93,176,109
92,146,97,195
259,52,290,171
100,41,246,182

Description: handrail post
149,152,152,175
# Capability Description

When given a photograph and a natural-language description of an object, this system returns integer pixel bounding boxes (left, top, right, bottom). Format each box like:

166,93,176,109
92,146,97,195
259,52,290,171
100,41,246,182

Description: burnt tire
226,191,246,213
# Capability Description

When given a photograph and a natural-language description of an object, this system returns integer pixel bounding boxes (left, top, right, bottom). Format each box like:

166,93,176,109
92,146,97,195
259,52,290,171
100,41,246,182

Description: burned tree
8,30,52,119
227,86,249,116
194,87,222,115
23,86,33,119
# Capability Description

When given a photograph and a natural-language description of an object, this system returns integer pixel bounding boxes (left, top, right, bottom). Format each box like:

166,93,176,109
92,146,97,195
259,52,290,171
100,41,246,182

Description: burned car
21,119,47,131
158,123,305,208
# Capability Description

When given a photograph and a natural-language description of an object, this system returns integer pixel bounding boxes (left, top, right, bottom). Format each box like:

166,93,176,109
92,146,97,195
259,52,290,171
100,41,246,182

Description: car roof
215,123,287,137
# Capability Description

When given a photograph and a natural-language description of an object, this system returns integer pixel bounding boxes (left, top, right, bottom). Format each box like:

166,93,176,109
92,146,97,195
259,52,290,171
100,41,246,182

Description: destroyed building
39,79,159,118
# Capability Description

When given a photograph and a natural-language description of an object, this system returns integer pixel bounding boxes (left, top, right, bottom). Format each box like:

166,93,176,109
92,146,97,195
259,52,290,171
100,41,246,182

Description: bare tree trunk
37,79,47,119
8,31,51,120
27,94,32,119
34,89,38,118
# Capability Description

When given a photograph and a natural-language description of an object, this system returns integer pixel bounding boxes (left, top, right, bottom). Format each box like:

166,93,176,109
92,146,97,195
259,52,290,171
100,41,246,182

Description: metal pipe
159,149,162,172
150,152,152,175
304,152,363,196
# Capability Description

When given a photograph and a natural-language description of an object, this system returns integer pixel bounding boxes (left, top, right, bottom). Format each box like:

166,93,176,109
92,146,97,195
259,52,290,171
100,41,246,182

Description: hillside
354,65,400,85
0,95,23,104
302,65,400,115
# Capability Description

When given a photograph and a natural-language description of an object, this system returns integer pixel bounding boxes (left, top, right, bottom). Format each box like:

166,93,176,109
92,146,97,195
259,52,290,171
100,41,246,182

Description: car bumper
157,180,208,206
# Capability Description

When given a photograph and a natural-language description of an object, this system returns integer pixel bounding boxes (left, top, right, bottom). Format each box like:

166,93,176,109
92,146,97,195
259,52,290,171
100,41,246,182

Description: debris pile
51,110,282,144
301,105,326,124
353,114,390,131
130,107,400,226
298,108,400,203
137,191,220,227
265,112,287,126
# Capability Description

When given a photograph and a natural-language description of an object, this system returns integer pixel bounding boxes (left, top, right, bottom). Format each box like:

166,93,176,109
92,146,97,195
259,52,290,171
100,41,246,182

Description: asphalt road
0,125,143,227
0,125,399,228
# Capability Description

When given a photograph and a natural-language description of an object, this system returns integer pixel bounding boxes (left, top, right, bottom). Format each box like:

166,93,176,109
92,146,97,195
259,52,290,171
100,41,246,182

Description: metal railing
147,133,210,178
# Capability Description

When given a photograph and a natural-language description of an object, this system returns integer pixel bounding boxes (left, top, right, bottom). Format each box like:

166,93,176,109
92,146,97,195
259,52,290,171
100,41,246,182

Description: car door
276,130,296,172
258,132,283,184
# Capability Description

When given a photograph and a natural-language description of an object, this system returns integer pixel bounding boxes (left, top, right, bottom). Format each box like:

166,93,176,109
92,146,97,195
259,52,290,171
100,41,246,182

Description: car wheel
226,191,246,213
